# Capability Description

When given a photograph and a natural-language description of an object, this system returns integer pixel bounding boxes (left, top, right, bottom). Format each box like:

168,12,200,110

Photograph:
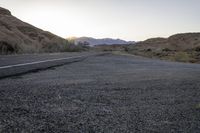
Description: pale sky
0,0,200,41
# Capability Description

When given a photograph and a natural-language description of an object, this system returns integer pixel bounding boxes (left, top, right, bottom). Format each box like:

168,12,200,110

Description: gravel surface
0,54,200,132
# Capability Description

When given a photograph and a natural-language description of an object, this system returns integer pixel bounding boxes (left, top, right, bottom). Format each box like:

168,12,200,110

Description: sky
0,0,200,41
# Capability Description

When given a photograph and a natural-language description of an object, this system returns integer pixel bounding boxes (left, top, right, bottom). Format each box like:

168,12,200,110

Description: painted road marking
0,55,85,69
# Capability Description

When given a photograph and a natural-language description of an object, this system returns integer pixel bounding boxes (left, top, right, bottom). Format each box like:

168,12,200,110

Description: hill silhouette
0,7,79,54
127,33,200,63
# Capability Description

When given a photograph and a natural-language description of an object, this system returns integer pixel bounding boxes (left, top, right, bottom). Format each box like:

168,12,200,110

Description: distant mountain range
70,37,135,46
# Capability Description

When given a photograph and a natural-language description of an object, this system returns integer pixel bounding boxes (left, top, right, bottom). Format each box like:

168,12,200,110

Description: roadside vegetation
125,33,200,63
93,44,129,52
126,48,199,63
94,33,200,64
0,39,88,55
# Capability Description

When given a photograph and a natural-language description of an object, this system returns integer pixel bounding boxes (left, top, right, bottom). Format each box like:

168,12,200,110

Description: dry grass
125,33,200,63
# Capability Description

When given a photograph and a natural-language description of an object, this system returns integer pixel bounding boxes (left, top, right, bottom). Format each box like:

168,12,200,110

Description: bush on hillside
0,41,19,54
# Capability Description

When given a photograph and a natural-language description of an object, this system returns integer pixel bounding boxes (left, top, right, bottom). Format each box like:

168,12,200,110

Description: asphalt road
0,52,101,78
0,53,200,132
0,52,92,67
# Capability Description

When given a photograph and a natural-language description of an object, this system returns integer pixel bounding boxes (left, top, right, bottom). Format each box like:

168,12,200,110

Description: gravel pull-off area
0,54,200,132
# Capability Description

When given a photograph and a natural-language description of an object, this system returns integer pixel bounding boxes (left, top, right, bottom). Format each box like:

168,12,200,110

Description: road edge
0,53,108,79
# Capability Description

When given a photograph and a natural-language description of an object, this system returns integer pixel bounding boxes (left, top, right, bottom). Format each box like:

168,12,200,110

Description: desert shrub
124,46,130,52
146,48,152,52
0,41,18,54
103,49,113,52
174,52,191,62
195,46,200,52
62,41,83,52
155,52,162,56
77,41,90,50
162,48,171,52
42,43,57,52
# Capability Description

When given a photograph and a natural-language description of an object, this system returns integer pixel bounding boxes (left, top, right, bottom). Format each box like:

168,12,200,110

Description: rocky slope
0,7,70,54
132,33,200,51
127,33,200,63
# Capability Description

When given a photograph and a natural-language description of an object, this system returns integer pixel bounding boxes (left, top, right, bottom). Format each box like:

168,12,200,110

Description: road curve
0,53,200,132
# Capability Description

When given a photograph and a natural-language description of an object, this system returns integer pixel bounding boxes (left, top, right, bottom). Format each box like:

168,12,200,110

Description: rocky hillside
131,33,200,51
127,33,200,63
0,7,74,54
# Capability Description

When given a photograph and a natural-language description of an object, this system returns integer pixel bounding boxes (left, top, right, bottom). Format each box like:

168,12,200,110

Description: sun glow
16,6,88,38
1,0,200,41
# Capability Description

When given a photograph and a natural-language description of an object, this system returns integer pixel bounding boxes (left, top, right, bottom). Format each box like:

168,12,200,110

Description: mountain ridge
70,37,135,46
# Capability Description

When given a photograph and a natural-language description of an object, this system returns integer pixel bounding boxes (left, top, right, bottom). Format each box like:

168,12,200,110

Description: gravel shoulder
0,54,200,132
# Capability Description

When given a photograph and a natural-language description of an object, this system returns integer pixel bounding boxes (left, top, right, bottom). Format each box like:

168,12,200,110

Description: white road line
0,55,85,69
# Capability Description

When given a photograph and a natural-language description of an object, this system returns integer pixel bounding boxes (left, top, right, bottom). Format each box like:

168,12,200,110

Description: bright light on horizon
1,0,200,41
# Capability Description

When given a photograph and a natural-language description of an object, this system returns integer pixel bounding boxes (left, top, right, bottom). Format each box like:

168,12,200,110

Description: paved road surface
0,53,200,132
0,52,101,78
0,52,91,67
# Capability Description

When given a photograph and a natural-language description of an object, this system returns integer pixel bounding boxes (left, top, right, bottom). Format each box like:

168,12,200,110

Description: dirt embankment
127,33,200,63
